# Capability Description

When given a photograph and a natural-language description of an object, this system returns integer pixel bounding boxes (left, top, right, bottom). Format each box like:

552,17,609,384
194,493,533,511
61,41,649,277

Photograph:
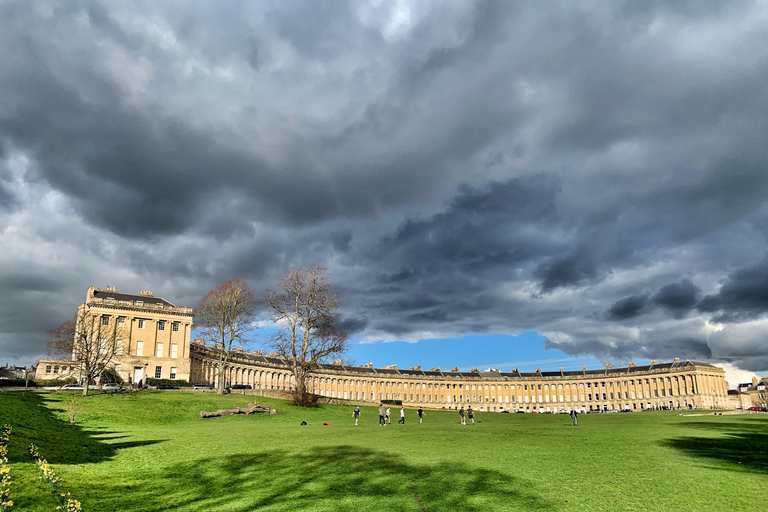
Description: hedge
0,378,77,387
37,378,77,387
0,379,31,387
145,378,189,388
381,399,403,406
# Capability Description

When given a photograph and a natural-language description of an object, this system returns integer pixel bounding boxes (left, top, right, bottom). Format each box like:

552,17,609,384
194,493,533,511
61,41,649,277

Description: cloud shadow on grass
94,445,556,511
662,419,768,474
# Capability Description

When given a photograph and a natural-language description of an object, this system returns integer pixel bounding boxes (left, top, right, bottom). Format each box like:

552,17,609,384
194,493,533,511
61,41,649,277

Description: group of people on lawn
352,404,581,426
353,404,473,426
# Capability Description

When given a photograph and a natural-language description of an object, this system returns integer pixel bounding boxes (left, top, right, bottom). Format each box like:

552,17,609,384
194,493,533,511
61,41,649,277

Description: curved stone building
189,342,729,412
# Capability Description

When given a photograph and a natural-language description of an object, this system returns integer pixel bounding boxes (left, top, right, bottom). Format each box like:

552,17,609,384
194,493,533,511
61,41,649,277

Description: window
101,316,110,326
136,341,144,356
117,317,125,327
45,365,52,374
53,366,59,374
138,319,145,329
172,323,180,332
156,342,164,357
170,367,177,380
171,344,178,358
158,321,166,331
114,365,121,375
115,339,123,355
155,366,162,379
100,338,108,353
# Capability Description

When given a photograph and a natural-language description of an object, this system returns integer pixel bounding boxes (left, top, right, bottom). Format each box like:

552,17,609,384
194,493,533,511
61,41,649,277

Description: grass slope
1,391,766,512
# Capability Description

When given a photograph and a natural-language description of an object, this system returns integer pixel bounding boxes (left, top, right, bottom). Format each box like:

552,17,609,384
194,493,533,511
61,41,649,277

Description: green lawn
1,390,766,511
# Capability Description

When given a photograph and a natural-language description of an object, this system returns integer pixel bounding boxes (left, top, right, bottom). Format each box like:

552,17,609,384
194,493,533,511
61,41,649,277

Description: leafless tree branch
197,278,258,394
264,265,348,406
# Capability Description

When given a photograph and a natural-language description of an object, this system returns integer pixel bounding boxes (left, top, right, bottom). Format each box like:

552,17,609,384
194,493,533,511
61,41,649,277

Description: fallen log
200,403,271,418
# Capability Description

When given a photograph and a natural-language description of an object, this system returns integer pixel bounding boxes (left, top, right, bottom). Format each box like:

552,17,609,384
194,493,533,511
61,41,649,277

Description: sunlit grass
1,390,766,511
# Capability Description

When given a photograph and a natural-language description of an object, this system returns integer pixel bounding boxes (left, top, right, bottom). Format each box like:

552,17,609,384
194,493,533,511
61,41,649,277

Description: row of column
189,358,294,390
186,355,729,410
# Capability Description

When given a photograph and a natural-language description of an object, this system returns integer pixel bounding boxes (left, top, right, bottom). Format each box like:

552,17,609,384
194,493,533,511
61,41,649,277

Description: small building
736,376,768,410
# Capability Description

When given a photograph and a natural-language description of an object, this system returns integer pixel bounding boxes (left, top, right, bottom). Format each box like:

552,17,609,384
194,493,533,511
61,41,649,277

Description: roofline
190,345,725,380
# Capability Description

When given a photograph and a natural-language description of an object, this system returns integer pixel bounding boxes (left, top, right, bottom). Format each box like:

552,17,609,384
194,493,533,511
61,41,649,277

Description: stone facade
190,344,730,412
35,286,194,384
736,376,768,410
34,359,76,380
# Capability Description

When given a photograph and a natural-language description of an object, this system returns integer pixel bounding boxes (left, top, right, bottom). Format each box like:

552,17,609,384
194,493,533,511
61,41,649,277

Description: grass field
0,390,766,512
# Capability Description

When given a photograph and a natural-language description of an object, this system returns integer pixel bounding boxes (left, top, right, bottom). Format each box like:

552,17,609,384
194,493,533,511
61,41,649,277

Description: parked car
61,384,83,390
747,406,761,411
230,384,252,390
101,383,121,390
193,384,213,390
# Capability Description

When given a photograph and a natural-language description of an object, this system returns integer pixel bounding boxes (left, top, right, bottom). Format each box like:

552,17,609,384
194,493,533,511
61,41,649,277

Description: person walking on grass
399,406,405,424
467,405,474,425
379,404,386,426
386,407,391,424
354,406,360,426
417,406,424,424
459,406,466,425
570,408,578,426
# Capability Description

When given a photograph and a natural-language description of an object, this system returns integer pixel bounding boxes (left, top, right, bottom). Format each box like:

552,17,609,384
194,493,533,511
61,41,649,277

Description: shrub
381,399,402,406
63,394,83,423
145,378,189,388
0,379,32,388
100,367,123,384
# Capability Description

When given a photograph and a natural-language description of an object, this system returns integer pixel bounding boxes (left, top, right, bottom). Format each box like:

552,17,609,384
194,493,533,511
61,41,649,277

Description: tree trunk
200,403,271,417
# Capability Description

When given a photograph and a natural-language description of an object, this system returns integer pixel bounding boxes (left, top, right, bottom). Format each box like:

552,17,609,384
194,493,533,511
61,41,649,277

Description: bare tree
48,313,118,396
264,265,349,406
46,320,75,359
197,278,257,394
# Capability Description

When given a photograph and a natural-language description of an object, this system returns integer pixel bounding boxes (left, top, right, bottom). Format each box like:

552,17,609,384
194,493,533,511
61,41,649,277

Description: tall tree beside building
196,278,257,394
48,314,118,396
264,265,349,406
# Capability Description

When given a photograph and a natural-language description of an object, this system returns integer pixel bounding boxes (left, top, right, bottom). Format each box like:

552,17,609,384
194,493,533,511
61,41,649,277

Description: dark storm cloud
545,335,713,363
336,316,369,336
698,256,768,321
535,252,600,292
606,294,650,321
2,1,768,373
374,175,562,276
652,280,700,318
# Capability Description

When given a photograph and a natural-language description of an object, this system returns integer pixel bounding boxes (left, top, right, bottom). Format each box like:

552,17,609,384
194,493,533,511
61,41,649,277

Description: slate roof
92,289,175,307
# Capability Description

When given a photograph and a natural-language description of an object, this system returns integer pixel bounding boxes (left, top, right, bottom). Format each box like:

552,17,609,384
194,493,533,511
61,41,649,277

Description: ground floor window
170,367,177,379
155,366,162,379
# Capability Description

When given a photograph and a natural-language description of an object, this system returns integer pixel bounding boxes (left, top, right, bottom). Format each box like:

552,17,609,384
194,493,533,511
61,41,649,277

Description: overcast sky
2,1,767,380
